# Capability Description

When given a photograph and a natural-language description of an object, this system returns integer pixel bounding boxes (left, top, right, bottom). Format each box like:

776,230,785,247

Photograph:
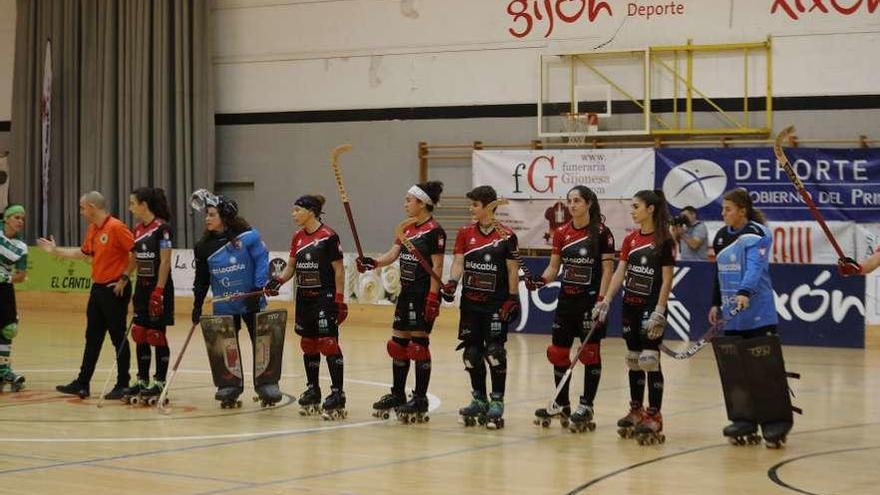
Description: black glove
440,279,458,303
265,277,284,296
191,305,202,324
356,256,377,273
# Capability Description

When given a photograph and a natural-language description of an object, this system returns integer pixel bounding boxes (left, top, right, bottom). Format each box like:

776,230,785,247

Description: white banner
472,149,654,200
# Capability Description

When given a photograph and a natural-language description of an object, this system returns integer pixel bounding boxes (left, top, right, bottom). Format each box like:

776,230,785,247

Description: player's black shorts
132,279,175,327
294,298,339,338
621,301,663,351
0,283,17,328
392,289,435,333
552,298,606,348
457,307,508,345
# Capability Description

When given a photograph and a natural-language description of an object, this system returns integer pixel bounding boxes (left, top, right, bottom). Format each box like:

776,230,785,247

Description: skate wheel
130,397,140,405
587,422,596,432
423,415,430,423
540,419,551,428
560,419,570,428
658,434,666,444
148,398,157,406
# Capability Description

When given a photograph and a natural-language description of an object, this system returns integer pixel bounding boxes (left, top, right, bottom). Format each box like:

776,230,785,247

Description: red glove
265,277,283,296
838,256,863,277
425,292,440,323
440,279,458,303
524,275,546,291
499,294,521,323
149,287,164,318
335,293,348,325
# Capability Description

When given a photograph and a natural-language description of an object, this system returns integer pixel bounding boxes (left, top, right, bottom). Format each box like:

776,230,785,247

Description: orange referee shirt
80,215,134,284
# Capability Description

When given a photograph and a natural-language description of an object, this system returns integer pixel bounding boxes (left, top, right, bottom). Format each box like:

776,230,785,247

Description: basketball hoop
562,112,599,144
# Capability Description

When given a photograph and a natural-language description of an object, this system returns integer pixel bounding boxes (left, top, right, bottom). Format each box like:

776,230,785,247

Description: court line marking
766,445,880,495
90,463,257,488
0,374,440,443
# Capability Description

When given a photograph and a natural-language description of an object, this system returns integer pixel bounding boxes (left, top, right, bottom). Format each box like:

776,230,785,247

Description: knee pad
578,342,601,366
300,337,320,355
387,339,409,361
486,342,507,369
638,350,661,372
546,344,572,368
318,337,341,356
131,324,150,344
462,345,484,370
625,351,640,371
407,339,431,361
146,328,167,347
1,322,17,340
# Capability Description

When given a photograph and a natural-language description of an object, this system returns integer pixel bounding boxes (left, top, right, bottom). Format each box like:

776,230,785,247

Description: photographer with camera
671,206,708,261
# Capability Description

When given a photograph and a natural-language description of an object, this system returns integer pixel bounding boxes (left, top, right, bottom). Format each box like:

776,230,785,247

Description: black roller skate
122,379,148,405
321,389,347,421
485,394,505,430
0,370,25,392
534,402,571,428
298,386,322,416
142,380,166,407
459,391,488,427
723,421,761,446
396,394,430,424
617,401,645,439
253,383,283,408
569,398,596,433
215,386,243,409
761,421,792,449
634,408,665,445
372,392,405,419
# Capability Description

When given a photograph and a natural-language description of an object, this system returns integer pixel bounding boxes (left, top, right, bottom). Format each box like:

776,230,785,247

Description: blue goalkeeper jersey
712,221,778,331
207,229,269,316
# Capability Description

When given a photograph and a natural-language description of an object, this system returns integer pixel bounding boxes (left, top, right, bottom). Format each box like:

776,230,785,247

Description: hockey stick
330,144,365,258
773,126,847,260
486,198,535,280
659,309,739,361
156,322,200,414
95,319,135,408
395,218,444,285
543,317,601,410
209,289,268,305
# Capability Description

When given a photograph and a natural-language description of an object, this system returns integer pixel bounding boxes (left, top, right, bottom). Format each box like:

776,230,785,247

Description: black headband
295,196,323,215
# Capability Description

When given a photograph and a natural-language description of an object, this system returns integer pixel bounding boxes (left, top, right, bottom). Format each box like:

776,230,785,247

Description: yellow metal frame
649,37,773,136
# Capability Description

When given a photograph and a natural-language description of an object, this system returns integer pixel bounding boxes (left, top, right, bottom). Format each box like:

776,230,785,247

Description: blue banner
655,148,880,222
515,258,865,349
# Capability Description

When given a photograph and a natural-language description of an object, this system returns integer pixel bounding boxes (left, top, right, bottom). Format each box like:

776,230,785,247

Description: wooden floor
2,295,879,495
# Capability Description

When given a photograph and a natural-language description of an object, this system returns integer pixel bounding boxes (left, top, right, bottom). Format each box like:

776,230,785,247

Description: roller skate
372,392,405,419
617,401,645,439
253,383,282,408
761,421,792,449
533,401,570,428
396,394,430,424
723,421,761,446
569,398,597,433
122,379,148,405
321,389,348,421
56,379,90,399
142,380,166,407
103,384,128,401
215,386,243,409
634,408,665,445
298,386,322,416
0,369,25,392
458,391,488,427
485,394,505,430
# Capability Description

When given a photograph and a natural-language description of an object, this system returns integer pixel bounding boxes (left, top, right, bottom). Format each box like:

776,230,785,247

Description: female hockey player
191,190,276,408
0,204,28,392
709,189,795,448
526,185,615,433
266,195,349,420
356,181,446,424
442,185,520,430
594,190,674,445
120,188,175,405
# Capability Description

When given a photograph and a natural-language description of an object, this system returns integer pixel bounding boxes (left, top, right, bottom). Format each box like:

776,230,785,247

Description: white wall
213,0,880,113
0,0,15,121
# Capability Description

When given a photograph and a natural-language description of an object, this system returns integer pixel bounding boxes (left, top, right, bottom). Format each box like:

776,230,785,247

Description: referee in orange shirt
38,191,134,399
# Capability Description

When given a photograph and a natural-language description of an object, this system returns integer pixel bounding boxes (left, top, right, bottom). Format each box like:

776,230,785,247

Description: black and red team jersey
619,230,675,306
454,223,518,313
290,224,343,303
552,222,615,303
395,217,446,294
132,219,173,290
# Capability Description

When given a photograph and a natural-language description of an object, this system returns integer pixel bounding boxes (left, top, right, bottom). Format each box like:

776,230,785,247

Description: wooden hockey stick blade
330,144,365,257
395,218,444,285
773,126,847,259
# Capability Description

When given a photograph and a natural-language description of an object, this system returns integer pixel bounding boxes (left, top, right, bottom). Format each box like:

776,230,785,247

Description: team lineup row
1,175,876,447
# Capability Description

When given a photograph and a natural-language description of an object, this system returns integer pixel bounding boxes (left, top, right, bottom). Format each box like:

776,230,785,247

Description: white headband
408,185,434,206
